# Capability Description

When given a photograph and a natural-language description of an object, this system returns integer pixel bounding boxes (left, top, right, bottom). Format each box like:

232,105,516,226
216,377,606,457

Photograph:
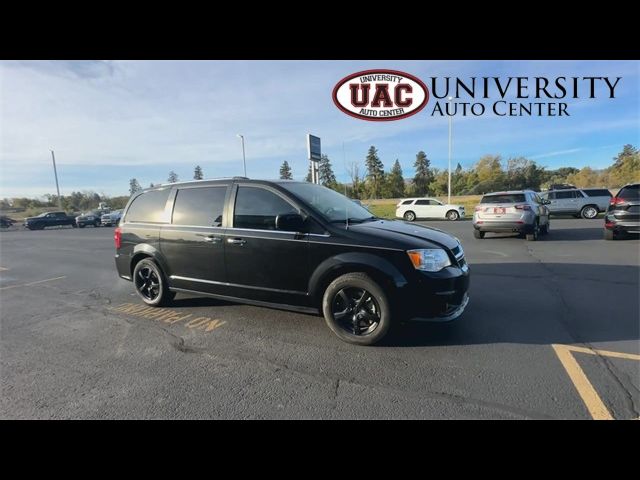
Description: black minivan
114,178,470,345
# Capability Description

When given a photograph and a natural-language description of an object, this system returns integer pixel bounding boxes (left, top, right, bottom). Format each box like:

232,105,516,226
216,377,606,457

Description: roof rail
154,176,250,187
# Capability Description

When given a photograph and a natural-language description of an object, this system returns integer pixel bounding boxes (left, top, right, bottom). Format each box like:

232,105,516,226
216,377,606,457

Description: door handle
203,235,222,243
227,238,246,245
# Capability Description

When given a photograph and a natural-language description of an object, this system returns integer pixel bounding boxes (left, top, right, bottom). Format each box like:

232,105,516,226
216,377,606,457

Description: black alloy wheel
135,264,161,302
332,287,381,336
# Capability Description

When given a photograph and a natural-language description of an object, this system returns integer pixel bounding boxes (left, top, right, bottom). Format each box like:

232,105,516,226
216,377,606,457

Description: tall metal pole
447,96,453,205
50,150,62,209
237,134,247,177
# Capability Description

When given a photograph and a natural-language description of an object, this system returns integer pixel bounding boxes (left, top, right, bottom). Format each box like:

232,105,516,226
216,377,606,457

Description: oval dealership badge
332,69,429,121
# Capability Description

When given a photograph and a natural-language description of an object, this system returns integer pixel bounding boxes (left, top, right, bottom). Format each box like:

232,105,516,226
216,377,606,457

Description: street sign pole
50,150,62,209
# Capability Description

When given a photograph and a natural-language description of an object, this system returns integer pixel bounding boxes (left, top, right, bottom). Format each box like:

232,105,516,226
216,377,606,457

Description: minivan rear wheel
322,273,391,345
133,258,173,307
404,211,416,222
473,230,485,239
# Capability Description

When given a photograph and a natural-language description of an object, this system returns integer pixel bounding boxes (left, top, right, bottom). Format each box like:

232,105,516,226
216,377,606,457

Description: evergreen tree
412,151,432,196
129,178,141,195
386,159,405,198
193,165,204,180
167,171,179,183
279,160,293,180
364,146,385,198
318,155,337,188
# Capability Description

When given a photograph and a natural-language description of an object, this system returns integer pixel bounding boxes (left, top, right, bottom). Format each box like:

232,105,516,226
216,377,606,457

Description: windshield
281,183,375,223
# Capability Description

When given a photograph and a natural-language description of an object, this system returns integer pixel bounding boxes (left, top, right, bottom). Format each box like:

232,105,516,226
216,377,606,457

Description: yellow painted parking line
552,344,640,420
0,275,67,291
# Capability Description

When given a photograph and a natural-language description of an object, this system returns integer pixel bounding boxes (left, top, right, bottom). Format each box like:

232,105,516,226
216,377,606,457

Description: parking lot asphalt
1,219,638,419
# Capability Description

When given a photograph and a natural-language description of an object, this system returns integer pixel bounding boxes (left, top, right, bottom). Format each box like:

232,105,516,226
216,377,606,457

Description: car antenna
346,203,349,230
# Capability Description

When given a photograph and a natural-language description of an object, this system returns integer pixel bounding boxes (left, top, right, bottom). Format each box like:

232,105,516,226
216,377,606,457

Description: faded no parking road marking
552,344,640,420
109,302,226,333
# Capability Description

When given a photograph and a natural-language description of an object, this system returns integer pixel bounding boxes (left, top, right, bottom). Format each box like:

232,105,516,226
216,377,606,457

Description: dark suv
114,178,470,345
604,183,639,240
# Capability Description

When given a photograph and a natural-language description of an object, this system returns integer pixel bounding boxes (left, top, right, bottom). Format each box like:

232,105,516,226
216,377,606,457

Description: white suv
396,198,465,221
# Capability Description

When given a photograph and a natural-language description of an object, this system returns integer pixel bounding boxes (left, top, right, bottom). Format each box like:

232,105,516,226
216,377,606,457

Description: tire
322,273,392,346
473,230,485,239
132,258,173,307
71,223,77,228
581,205,598,219
78,223,85,228
604,229,616,241
446,210,460,221
94,220,101,227
403,211,416,222
526,221,539,241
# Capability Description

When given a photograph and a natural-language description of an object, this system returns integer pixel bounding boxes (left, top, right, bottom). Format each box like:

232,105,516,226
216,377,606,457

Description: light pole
447,96,453,205
236,134,247,177
50,150,62,209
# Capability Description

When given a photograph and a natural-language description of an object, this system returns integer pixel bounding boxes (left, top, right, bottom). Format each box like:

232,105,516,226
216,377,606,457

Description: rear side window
480,194,526,204
125,189,171,223
172,186,226,227
618,184,640,199
415,199,431,205
583,189,612,197
234,186,297,230
401,200,413,205
555,191,575,199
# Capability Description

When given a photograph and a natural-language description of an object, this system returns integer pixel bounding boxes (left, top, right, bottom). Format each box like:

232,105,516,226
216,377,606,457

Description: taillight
474,206,483,211
610,197,625,206
114,227,122,249
514,204,532,211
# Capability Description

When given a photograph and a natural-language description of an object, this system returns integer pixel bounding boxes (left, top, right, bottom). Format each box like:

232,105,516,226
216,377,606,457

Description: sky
1,60,638,198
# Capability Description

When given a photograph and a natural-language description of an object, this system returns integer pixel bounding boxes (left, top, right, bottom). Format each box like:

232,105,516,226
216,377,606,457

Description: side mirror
275,213,305,232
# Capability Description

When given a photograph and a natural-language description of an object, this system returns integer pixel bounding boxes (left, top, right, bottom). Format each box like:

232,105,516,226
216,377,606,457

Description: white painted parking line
0,275,67,291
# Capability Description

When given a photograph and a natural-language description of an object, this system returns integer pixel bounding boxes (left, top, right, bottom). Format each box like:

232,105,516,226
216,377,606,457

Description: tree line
2,146,637,215
278,144,639,199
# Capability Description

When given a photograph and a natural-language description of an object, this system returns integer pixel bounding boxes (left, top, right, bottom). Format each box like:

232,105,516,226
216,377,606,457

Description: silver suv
473,190,550,241
538,188,611,219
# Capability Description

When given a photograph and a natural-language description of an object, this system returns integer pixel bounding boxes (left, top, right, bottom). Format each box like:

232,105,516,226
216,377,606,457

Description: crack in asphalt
524,244,640,419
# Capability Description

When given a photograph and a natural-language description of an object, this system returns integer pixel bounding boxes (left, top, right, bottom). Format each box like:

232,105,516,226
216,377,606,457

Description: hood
348,219,460,250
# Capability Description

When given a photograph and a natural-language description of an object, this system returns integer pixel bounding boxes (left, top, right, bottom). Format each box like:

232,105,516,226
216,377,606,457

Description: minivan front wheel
322,273,391,345
133,258,173,306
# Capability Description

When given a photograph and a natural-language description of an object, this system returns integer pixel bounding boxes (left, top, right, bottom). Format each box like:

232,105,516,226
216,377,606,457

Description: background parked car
548,183,576,190
0,215,16,228
396,198,465,221
604,183,639,240
76,209,109,228
539,188,611,219
472,190,550,241
24,211,77,230
101,210,123,226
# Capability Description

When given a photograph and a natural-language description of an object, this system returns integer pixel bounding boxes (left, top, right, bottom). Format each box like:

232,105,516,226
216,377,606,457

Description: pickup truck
24,211,77,230
539,188,612,219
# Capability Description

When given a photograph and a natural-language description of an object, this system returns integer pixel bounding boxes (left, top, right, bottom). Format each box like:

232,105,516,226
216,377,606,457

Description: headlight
407,249,451,272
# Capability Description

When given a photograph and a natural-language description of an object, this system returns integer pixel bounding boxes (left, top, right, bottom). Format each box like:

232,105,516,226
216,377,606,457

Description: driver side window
233,186,297,230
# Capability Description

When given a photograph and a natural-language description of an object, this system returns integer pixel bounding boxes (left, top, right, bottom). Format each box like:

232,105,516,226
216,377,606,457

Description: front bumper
397,263,470,321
